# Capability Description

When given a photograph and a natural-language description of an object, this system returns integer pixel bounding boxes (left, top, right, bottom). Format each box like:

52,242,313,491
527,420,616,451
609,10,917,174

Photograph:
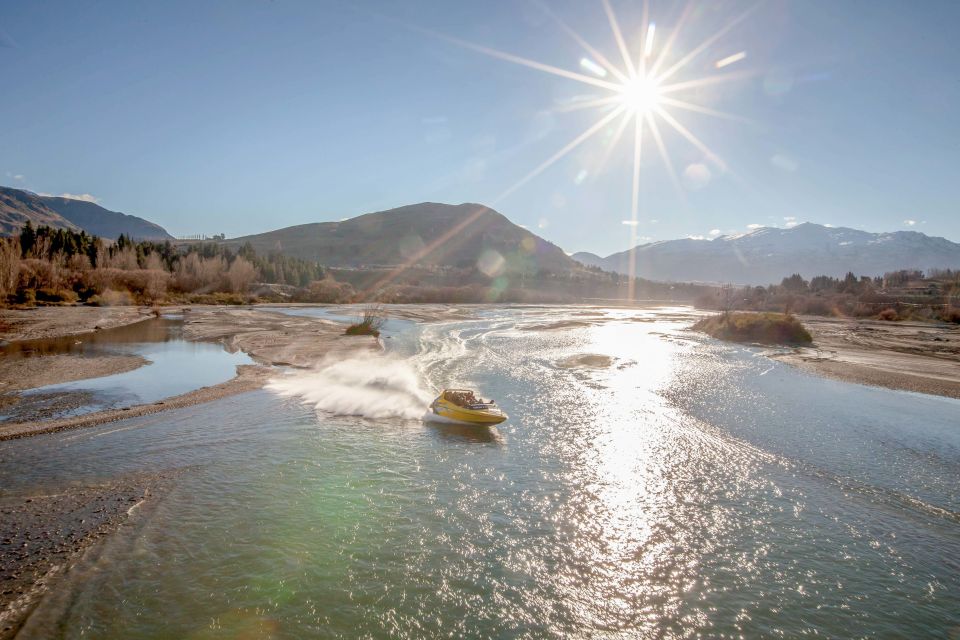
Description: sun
618,74,662,115
429,0,755,297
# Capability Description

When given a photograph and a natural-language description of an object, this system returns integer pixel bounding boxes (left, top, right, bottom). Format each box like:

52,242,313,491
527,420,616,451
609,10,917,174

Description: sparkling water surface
1,306,958,638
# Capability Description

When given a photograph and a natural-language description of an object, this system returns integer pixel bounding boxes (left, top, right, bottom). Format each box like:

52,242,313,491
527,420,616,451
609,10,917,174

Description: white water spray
266,353,435,420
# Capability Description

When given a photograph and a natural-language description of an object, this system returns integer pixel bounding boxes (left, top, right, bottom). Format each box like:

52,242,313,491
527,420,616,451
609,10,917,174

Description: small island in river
693,312,813,346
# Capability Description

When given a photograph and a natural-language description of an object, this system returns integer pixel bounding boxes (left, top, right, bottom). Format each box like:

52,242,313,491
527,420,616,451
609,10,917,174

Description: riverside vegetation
0,223,712,307
697,270,960,323
0,222,332,306
693,312,813,345
1,223,958,320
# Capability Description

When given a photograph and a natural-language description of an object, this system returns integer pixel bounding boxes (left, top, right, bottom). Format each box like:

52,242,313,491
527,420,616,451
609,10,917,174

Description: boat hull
430,398,507,426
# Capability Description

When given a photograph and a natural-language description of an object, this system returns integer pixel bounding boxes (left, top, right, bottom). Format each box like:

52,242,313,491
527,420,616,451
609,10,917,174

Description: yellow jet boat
429,389,507,426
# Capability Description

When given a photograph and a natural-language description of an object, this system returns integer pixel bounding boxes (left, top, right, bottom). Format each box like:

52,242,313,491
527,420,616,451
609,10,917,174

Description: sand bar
0,306,155,343
0,306,380,440
773,316,960,399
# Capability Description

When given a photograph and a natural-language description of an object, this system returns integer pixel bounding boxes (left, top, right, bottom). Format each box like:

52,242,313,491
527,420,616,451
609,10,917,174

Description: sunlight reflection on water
3,306,959,638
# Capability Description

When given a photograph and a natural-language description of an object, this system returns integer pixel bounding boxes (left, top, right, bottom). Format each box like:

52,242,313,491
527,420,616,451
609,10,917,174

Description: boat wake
420,411,469,426
266,353,434,420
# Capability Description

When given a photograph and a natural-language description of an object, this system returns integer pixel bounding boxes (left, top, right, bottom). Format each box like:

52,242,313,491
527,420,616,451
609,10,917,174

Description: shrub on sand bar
693,312,812,345
345,304,386,337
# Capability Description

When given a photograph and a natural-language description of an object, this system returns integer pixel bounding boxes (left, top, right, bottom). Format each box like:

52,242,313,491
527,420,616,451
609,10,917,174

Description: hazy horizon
2,0,958,254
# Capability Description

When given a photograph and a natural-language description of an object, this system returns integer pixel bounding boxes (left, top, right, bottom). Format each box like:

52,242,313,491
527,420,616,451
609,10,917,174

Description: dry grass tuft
345,304,386,337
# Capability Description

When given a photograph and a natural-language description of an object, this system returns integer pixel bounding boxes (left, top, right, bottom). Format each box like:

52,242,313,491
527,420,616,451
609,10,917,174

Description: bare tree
226,256,257,293
0,239,20,297
100,245,139,270
719,284,737,318
198,255,227,291
144,252,165,271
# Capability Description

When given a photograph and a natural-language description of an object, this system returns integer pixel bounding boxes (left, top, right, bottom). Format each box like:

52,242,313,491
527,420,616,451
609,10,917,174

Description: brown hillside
219,202,578,273
0,187,79,235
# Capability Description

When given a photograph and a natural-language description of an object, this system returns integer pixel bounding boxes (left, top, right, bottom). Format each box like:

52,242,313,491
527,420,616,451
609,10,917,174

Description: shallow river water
1,316,252,420
1,306,958,638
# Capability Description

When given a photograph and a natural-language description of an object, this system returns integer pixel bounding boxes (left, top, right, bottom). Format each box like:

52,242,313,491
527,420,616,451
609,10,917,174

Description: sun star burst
435,0,756,297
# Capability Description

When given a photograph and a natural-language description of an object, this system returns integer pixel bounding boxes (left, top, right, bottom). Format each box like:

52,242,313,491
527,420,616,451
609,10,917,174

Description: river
2,306,958,638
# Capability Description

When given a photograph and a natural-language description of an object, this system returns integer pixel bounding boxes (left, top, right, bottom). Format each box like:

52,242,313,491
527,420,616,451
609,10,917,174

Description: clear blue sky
2,0,958,255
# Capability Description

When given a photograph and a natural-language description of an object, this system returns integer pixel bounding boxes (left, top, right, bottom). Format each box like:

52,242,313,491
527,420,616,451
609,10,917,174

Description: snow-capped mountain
573,223,960,285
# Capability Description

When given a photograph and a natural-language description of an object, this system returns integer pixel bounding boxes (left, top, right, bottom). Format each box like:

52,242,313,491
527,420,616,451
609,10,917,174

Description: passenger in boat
447,390,479,407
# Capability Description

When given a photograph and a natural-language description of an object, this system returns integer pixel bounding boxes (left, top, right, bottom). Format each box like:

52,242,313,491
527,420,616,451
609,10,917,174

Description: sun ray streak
592,109,634,178
656,3,763,84
645,111,685,202
601,0,636,78
628,115,643,300
636,0,650,75
533,0,630,84
432,31,623,92
630,116,644,225
658,70,758,94
553,95,623,114
658,96,755,123
648,1,695,78
361,205,493,297
496,105,626,202
654,105,727,171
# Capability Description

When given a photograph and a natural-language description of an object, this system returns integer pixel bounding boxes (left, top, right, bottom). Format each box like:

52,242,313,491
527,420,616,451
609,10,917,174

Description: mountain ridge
575,222,960,285
40,194,173,241
0,186,173,240
218,202,579,274
0,187,79,235
4,184,957,286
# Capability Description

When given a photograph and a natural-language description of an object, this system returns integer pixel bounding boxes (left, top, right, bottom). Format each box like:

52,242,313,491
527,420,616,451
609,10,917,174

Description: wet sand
257,302,476,323
0,353,148,394
0,307,155,343
0,307,158,401
0,307,381,440
772,316,960,399
184,306,380,367
0,365,271,441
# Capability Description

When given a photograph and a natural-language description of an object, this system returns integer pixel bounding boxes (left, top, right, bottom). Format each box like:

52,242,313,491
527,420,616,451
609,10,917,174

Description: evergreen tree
19,221,35,257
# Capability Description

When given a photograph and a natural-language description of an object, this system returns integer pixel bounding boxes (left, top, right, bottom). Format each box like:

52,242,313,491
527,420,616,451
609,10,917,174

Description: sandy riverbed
0,353,148,395
0,307,155,343
0,307,158,398
184,306,380,366
773,315,960,399
0,307,381,440
256,302,476,324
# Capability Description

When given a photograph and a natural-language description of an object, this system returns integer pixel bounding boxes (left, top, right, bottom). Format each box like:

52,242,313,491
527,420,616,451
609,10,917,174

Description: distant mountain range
0,186,173,240
572,222,960,285
3,183,957,286
219,202,578,274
